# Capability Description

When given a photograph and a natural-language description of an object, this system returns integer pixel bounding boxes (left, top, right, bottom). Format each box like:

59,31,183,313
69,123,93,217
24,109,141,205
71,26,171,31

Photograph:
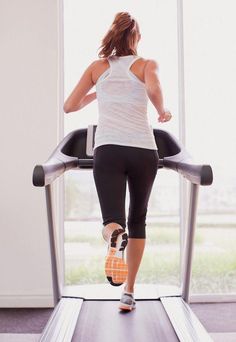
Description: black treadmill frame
32,125,213,342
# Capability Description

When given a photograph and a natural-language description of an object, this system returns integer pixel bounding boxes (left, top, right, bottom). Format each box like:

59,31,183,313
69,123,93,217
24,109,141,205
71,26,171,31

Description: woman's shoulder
136,57,160,73
138,56,158,64
89,58,109,73
135,57,159,71
92,57,107,64
141,57,159,68
91,58,110,84
92,58,109,69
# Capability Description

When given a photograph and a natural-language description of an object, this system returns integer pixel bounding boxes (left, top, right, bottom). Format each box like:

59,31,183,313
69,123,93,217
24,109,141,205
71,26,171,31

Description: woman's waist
97,112,151,128
98,101,148,116
95,124,155,141
96,122,153,134
94,133,157,150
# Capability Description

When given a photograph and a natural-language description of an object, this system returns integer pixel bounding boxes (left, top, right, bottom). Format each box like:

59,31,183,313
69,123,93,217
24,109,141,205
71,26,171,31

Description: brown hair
98,12,140,58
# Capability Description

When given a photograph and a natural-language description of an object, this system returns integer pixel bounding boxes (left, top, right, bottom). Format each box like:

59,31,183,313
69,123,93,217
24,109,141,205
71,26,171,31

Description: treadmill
32,124,214,342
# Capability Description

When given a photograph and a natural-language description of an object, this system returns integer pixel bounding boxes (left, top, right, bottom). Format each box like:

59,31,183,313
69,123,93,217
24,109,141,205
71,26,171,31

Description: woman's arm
65,92,97,113
78,91,97,110
63,61,97,113
144,59,172,122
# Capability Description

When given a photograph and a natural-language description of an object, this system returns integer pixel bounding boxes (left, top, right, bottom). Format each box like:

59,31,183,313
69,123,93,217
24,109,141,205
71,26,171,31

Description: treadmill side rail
161,297,213,342
39,298,83,342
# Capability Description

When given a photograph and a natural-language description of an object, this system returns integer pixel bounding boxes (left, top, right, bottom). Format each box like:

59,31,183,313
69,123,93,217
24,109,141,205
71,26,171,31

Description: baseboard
190,293,236,303
0,294,55,308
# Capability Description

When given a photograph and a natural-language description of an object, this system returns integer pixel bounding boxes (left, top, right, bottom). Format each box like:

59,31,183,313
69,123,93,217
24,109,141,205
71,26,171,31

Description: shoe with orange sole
105,228,128,286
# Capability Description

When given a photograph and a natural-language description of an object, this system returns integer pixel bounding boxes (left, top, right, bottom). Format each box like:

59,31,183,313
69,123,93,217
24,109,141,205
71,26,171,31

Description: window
184,0,236,294
64,0,180,288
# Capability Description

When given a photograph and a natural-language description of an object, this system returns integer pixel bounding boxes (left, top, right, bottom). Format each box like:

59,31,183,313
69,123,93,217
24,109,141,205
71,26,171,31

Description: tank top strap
126,56,142,71
108,55,142,78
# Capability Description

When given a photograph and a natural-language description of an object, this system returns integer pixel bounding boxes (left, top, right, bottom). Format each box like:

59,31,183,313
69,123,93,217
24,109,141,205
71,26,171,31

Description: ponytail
98,12,139,58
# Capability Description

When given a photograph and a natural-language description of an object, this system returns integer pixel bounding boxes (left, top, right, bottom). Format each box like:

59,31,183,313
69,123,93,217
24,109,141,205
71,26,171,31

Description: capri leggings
93,144,159,239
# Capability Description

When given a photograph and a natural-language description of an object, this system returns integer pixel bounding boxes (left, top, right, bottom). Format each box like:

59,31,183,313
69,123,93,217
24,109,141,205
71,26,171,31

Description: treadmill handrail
32,127,213,187
163,153,213,186
33,155,213,187
32,156,78,187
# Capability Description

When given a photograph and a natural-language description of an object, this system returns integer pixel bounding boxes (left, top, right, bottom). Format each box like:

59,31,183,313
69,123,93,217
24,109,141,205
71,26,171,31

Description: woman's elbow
63,108,70,114
63,103,76,113
63,102,81,113
63,102,70,113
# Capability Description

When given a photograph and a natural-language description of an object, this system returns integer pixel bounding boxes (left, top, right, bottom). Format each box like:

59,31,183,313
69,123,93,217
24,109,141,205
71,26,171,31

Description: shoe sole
105,228,128,286
119,303,136,311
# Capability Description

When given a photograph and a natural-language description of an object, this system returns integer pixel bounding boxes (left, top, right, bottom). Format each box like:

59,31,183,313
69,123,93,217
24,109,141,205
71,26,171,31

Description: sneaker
105,228,128,286
119,291,136,311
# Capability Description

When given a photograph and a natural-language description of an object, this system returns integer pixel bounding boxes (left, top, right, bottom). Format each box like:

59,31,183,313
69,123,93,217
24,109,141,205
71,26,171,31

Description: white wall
0,0,63,307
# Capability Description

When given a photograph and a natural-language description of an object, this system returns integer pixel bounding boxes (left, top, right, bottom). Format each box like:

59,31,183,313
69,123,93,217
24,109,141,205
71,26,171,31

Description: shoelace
121,292,136,304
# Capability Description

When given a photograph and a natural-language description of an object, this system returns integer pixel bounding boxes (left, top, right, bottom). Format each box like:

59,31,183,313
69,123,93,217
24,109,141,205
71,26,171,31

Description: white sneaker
119,291,136,311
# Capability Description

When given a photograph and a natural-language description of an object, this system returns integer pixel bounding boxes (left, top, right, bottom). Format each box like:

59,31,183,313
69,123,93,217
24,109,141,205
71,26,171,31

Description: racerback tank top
94,55,158,151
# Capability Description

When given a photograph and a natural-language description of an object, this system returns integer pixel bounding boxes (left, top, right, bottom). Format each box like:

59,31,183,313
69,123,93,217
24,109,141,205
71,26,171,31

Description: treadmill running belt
72,300,179,342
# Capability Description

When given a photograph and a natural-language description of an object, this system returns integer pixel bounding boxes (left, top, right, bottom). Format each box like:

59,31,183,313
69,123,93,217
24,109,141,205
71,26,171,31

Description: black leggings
93,144,159,239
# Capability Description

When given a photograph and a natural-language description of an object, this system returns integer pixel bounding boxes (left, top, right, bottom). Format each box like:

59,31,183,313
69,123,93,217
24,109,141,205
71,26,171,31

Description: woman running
64,11,172,311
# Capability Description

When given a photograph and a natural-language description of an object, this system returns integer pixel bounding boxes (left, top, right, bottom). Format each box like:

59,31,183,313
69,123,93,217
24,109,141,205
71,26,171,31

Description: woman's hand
158,110,172,123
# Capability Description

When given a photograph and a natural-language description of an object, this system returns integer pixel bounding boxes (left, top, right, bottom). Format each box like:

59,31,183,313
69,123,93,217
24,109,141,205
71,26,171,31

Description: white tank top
94,55,158,151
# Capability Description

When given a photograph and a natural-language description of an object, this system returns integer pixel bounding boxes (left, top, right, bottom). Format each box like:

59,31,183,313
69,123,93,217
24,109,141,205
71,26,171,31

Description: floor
0,302,236,341
0,285,235,342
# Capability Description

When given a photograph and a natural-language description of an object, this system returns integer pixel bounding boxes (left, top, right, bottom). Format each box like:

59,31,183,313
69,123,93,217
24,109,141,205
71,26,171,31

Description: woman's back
94,55,158,151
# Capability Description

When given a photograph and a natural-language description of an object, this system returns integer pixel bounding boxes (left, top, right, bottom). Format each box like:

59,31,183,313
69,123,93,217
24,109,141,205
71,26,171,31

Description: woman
64,12,172,311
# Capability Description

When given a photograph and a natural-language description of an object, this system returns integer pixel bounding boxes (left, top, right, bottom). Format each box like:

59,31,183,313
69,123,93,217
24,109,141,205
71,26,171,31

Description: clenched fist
158,110,172,123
